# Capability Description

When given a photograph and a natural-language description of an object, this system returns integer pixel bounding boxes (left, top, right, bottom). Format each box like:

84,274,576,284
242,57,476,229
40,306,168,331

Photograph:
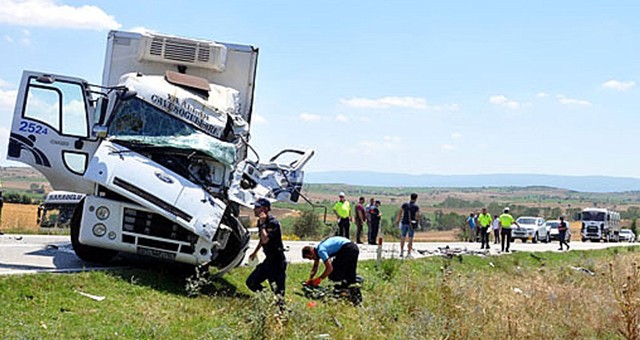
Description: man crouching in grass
302,236,359,289
246,198,287,301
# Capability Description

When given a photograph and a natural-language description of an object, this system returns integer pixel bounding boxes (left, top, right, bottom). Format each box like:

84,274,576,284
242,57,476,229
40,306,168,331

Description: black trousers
501,228,512,252
558,230,569,249
480,227,490,248
338,218,350,239
368,221,380,245
494,229,500,244
246,257,287,296
329,242,359,284
355,221,363,243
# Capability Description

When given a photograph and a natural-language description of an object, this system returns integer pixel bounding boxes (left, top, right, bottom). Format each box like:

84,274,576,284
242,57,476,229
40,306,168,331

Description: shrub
292,209,323,239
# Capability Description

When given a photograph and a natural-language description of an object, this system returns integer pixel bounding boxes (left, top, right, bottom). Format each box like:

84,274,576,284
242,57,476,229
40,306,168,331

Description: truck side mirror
96,97,109,125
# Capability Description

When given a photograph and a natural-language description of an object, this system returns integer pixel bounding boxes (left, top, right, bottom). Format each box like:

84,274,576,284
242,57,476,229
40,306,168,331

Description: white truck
7,30,314,273
580,208,620,242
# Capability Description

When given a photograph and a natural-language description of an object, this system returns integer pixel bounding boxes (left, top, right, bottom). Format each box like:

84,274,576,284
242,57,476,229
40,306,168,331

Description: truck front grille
122,208,197,243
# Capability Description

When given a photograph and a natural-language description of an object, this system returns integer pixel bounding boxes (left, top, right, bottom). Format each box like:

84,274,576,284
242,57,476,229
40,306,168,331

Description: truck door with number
7,71,100,193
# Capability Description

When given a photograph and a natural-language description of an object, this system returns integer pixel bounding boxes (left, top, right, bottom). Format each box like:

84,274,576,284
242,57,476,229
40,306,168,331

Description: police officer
246,198,287,297
499,207,520,253
478,208,492,250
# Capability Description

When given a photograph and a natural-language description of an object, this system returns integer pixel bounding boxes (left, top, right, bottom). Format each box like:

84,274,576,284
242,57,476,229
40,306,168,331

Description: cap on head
504,207,510,212
253,198,271,209
339,192,345,197
560,215,565,220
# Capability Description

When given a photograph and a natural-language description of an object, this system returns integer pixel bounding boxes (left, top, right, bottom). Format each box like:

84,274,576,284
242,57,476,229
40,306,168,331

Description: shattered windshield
582,211,605,222
107,98,236,167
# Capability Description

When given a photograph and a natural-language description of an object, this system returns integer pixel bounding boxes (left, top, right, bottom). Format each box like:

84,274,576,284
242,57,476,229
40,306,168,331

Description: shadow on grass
104,255,250,299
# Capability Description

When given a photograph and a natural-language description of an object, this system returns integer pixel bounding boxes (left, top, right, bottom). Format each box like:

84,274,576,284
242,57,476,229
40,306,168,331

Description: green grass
2,247,640,338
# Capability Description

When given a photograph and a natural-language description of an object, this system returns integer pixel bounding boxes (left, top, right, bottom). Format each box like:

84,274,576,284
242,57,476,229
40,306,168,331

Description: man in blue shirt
302,236,359,288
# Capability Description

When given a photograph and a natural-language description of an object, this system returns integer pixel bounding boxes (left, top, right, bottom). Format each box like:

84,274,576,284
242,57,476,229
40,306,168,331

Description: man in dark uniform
246,198,287,297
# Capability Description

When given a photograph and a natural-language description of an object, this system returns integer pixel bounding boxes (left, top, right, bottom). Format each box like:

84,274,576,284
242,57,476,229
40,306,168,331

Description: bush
292,209,323,239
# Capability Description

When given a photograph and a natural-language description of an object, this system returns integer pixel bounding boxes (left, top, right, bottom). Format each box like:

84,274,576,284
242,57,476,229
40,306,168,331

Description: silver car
545,220,571,242
619,229,636,242
511,217,547,243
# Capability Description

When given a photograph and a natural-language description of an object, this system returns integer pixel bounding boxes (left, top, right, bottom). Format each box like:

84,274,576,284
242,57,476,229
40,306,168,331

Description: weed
607,261,640,340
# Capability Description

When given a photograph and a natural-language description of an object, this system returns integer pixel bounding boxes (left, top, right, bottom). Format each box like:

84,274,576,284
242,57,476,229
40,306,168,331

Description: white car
545,220,571,243
511,217,547,243
619,229,636,242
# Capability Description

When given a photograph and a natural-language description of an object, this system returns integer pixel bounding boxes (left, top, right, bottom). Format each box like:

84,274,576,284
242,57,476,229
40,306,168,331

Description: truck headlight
96,206,110,220
92,223,107,237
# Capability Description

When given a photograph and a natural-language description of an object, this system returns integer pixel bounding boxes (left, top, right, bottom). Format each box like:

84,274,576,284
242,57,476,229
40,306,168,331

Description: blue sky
0,1,638,177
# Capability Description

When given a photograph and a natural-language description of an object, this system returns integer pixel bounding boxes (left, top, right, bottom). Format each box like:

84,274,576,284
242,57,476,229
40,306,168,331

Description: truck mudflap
84,141,226,242
228,149,314,207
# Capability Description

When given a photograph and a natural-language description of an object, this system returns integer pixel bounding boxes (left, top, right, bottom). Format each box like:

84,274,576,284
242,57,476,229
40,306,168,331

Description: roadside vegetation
3,247,640,338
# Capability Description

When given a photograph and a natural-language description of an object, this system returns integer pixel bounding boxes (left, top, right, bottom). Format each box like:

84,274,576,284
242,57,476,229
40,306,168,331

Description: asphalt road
0,234,636,276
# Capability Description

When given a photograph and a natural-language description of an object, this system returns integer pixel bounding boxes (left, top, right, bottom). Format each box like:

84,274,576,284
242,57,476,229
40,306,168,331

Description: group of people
466,207,521,252
333,192,382,246
245,198,360,302
466,207,570,252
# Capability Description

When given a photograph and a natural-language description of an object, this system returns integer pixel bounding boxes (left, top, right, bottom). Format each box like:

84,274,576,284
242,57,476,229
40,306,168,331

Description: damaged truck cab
7,31,314,273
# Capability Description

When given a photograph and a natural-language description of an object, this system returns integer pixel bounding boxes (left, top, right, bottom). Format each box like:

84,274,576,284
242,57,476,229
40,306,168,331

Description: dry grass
1,203,38,232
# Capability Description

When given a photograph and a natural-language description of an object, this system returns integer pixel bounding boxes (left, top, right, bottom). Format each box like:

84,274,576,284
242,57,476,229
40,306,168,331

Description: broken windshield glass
107,97,236,167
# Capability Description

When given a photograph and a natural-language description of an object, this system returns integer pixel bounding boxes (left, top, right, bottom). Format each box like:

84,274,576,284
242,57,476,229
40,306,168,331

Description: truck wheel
70,199,117,263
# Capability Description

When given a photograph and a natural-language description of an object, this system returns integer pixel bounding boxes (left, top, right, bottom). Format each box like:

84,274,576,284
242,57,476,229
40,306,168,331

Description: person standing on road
557,216,570,251
355,197,367,244
302,236,360,289
333,192,352,239
395,193,420,258
368,200,381,245
466,213,476,242
492,214,501,244
246,198,287,298
366,198,375,244
499,207,519,253
478,208,493,250
0,191,4,235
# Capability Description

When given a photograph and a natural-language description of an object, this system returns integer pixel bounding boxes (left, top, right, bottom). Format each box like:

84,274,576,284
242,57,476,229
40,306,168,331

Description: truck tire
70,198,117,263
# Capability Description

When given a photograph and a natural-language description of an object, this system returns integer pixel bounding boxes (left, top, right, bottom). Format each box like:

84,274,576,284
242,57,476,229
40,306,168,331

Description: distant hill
306,171,640,193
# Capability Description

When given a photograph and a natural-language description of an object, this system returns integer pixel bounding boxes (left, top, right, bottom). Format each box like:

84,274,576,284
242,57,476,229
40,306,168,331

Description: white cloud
0,78,11,88
489,95,520,109
536,92,549,98
0,88,17,112
602,79,636,91
299,112,321,122
128,26,158,35
339,96,458,111
0,0,121,30
556,94,592,106
4,34,13,43
441,144,456,151
335,114,348,122
358,136,402,153
251,113,267,124
451,132,463,139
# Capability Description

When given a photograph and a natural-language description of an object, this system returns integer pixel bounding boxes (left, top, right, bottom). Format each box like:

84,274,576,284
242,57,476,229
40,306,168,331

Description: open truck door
7,71,100,193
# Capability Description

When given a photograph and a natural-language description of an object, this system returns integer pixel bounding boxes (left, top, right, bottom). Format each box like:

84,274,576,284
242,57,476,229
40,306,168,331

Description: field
1,203,39,233
2,247,640,338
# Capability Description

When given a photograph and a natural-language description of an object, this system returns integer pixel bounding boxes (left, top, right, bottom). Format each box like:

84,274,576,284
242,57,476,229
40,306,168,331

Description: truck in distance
580,208,620,242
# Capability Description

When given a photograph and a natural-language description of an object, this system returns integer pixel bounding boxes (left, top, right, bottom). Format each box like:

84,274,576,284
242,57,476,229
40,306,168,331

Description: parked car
511,217,547,243
545,220,571,243
619,229,636,242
